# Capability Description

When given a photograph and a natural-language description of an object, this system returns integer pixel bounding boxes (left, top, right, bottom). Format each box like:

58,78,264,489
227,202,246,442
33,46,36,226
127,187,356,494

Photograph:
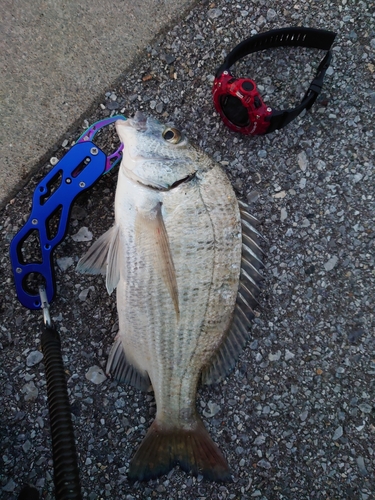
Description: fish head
116,112,200,190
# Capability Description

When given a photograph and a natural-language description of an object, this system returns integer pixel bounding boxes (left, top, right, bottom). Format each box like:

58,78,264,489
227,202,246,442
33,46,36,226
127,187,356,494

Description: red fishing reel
212,27,337,136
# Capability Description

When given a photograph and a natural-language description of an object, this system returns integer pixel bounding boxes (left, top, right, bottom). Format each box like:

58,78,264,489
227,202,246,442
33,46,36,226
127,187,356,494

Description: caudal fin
128,418,231,482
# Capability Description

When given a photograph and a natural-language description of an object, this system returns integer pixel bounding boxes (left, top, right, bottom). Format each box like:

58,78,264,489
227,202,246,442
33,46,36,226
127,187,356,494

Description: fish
77,111,263,482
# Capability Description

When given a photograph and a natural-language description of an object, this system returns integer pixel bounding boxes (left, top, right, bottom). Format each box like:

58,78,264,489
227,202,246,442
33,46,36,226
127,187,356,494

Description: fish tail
128,418,231,482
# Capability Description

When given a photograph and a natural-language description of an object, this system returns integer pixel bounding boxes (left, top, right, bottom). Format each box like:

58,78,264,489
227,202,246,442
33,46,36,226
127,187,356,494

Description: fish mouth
124,110,148,131
125,170,197,191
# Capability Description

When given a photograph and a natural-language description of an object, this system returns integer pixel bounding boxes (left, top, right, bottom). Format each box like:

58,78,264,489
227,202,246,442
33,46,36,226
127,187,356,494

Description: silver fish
77,111,263,481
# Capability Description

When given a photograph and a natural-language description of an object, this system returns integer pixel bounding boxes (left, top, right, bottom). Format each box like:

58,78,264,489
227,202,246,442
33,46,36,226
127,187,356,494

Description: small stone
298,151,308,171
324,256,338,271
285,349,295,361
268,350,281,361
280,208,288,221
85,366,107,385
22,381,39,401
36,416,44,429
26,350,43,367
2,479,16,492
247,190,260,203
156,102,164,113
62,139,69,147
250,340,258,350
353,173,363,183
50,157,59,166
164,53,176,65
266,8,277,21
356,456,369,476
22,440,32,453
254,435,266,445
72,227,93,242
258,149,267,158
273,190,286,199
300,410,309,422
257,459,271,469
203,401,221,418
358,403,372,414
301,218,310,227
333,425,343,440
79,288,91,301
207,8,222,19
107,101,119,110
299,178,306,189
56,257,74,272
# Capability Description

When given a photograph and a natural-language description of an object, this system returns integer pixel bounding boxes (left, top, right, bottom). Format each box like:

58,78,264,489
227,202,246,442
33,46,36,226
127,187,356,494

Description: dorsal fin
201,200,264,385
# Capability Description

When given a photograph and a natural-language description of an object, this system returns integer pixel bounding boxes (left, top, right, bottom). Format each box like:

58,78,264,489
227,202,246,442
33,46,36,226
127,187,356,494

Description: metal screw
90,147,98,156
66,178,72,184
16,267,22,274
32,219,38,225
223,71,228,75
267,107,272,112
79,181,86,188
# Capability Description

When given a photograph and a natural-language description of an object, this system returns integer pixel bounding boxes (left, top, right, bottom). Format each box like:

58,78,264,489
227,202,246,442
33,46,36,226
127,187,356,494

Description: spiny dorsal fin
135,202,179,318
106,338,150,392
201,200,264,385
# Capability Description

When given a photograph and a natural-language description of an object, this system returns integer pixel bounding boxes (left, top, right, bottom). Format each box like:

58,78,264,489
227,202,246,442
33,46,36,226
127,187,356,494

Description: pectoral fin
76,225,121,295
135,203,179,317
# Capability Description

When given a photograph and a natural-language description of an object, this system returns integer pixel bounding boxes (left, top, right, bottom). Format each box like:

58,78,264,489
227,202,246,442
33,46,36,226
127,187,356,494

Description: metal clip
39,285,52,328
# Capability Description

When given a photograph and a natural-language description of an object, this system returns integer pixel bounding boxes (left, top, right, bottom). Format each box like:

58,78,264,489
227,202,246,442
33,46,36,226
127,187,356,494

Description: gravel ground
1,0,374,499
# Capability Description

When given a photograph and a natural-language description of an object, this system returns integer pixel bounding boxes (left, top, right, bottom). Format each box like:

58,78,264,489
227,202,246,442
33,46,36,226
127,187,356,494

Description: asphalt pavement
1,1,374,499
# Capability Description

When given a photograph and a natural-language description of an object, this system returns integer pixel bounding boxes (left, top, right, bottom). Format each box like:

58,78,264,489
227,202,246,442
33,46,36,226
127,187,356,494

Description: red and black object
212,27,337,135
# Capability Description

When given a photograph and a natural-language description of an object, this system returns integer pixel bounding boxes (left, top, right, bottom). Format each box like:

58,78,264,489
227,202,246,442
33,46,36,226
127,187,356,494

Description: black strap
217,27,337,75
216,27,337,133
267,48,334,133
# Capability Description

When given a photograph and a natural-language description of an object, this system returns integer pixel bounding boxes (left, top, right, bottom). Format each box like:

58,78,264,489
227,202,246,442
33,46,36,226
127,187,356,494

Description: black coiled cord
41,325,82,500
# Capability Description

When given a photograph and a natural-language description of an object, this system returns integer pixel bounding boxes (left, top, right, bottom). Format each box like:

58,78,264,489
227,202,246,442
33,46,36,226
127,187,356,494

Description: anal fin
106,338,150,392
128,418,231,482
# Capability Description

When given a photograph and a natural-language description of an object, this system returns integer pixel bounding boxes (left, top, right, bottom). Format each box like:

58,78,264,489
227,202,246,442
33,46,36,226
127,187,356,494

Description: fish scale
77,111,263,482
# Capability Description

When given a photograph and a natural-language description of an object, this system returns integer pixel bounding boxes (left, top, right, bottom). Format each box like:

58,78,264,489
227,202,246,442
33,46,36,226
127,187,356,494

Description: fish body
77,112,263,481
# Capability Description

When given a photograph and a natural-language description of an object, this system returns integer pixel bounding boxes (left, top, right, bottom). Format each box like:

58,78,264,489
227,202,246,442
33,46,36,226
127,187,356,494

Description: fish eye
162,127,182,144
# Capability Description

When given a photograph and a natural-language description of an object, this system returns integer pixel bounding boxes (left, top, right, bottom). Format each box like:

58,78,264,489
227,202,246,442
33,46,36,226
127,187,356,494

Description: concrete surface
0,0,196,208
